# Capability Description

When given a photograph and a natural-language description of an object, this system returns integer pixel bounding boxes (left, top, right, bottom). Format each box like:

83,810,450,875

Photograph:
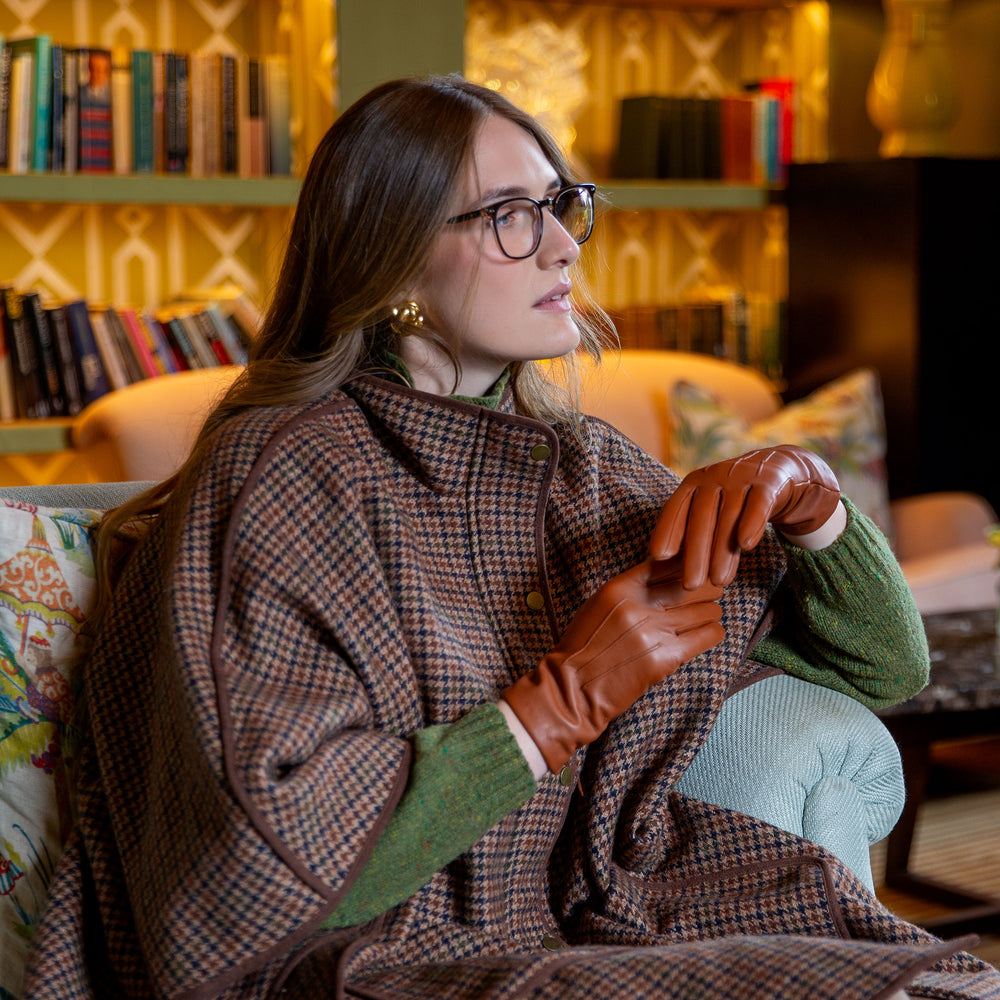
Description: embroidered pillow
669,367,893,537
0,501,100,1000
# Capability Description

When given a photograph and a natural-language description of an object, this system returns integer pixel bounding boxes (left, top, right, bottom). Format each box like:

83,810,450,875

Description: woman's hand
501,559,724,772
649,445,841,588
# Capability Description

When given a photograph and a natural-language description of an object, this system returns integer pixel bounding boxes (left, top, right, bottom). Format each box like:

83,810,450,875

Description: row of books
0,286,261,422
613,81,795,185
0,35,292,177
606,290,785,380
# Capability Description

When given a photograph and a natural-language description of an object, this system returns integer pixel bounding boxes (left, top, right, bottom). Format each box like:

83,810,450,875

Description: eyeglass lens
494,187,593,259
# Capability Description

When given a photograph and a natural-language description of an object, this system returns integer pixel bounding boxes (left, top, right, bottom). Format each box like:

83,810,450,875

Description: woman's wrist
778,498,847,551
497,698,548,780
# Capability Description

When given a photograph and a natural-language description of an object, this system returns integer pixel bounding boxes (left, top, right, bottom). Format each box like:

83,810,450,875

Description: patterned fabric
23,375,1000,1000
0,501,100,1000
669,367,894,538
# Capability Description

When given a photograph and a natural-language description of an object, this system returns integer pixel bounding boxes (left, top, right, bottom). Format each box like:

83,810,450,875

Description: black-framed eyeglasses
445,183,597,260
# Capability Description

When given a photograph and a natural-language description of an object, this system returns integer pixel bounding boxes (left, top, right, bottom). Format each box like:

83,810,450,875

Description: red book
720,95,754,183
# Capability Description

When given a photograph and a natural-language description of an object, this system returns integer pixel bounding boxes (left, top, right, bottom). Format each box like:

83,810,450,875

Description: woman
26,76,1000,999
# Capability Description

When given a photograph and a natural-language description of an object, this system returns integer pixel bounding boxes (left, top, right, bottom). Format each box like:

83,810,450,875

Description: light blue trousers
676,674,904,892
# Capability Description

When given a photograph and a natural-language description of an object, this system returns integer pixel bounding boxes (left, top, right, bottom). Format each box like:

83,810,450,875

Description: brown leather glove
649,444,841,588
501,559,725,773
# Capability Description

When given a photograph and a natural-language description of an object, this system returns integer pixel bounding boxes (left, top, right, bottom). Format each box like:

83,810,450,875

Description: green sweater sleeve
322,701,536,928
752,497,930,709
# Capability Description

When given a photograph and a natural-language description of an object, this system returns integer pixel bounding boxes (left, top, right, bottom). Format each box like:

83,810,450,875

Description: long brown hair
92,74,614,618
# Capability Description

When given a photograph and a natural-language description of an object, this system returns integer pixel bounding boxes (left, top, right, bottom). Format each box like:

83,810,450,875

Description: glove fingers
649,487,695,560
680,486,724,588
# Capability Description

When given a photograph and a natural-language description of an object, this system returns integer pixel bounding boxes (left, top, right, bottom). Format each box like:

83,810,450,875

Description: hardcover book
78,48,113,173
1,287,50,419
265,54,291,175
61,48,79,172
22,290,67,415
8,35,52,171
131,49,154,173
7,44,34,174
111,46,132,174
64,298,112,404
0,38,10,171
49,44,65,172
46,303,84,415
87,308,131,391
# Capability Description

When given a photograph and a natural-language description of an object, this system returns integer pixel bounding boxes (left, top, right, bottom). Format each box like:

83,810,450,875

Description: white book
8,51,33,174
88,309,131,390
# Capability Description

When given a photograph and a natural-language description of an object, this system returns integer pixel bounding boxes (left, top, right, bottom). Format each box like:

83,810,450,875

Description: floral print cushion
669,367,894,538
0,501,101,1000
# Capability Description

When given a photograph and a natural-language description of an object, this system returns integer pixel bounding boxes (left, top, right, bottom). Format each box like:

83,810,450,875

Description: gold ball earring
390,300,425,335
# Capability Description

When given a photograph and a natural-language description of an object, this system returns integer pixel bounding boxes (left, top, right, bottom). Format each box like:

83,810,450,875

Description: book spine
62,49,78,172
22,290,66,415
170,52,190,173
140,310,179,373
1,287,49,418
64,299,112,403
49,44,64,172
79,49,113,173
188,51,206,177
104,306,146,383
220,54,237,174
31,36,52,171
204,303,248,365
194,308,232,364
202,52,220,176
265,54,291,175
152,51,165,173
46,304,83,415
132,50,154,173
8,50,33,174
178,311,220,367
0,39,9,171
119,307,164,377
111,46,132,174
87,309,131,390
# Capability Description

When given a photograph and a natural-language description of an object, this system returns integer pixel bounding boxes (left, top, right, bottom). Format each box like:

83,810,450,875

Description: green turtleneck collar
375,351,510,410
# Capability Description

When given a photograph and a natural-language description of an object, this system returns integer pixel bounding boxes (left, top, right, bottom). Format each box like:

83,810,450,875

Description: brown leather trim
190,399,414,998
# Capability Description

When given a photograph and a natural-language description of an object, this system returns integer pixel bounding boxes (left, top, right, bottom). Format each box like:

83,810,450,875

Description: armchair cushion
668,367,893,537
0,499,101,999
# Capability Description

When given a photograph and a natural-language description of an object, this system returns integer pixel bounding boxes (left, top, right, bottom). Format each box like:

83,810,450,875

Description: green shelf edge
0,420,74,455
600,180,781,211
0,173,303,206
0,174,779,211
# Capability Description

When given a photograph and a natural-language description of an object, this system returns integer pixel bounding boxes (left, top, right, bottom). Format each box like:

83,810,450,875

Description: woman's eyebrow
479,178,562,204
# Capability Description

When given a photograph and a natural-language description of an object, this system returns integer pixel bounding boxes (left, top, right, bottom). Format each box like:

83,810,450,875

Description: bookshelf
2,0,816,484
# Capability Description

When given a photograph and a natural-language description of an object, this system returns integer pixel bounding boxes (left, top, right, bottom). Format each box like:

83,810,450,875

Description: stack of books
0,285,260,421
605,288,785,380
0,34,292,177
613,80,795,185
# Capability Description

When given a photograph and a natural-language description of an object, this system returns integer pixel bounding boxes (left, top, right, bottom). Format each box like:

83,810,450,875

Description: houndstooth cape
25,374,1000,1000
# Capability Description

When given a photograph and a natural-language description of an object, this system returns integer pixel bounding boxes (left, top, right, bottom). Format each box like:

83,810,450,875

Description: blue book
64,298,111,404
8,35,52,171
131,49,153,173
